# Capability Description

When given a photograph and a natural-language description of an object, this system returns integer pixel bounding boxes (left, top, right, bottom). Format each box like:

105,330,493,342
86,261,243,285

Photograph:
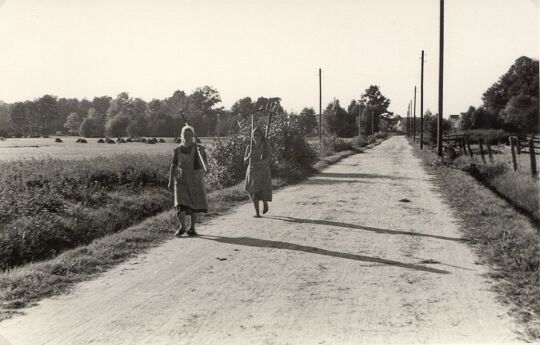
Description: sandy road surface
0,136,522,344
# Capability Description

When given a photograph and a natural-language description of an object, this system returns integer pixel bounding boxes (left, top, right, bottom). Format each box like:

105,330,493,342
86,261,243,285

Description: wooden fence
442,133,539,177
511,134,540,177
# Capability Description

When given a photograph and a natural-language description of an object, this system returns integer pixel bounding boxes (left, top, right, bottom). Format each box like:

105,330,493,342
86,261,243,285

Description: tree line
459,56,538,134
0,84,395,139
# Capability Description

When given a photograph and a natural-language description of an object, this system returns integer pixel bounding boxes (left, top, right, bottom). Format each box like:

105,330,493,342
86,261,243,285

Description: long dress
170,144,208,213
245,141,272,202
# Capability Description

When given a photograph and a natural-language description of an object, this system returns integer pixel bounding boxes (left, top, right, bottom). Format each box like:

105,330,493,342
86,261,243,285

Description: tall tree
185,86,222,136
460,106,475,131
92,96,112,115
126,114,147,138
471,106,497,129
146,99,176,136
64,112,83,135
56,98,82,133
0,101,10,136
166,90,189,117
105,92,133,137
292,107,318,136
499,94,539,133
482,56,539,120
9,102,30,136
358,85,391,135
35,95,58,135
79,108,105,137
324,100,354,137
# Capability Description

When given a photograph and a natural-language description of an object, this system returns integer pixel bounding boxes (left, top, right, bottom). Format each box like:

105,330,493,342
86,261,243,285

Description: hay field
0,137,218,161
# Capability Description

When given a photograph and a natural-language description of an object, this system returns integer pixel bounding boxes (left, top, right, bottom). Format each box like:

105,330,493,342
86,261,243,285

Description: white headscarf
180,125,195,142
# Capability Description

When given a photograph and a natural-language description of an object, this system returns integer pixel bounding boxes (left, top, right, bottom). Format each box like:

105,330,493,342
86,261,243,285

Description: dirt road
0,136,522,344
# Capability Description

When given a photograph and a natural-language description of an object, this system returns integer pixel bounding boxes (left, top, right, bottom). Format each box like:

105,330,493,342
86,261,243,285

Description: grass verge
0,145,372,321
412,144,540,341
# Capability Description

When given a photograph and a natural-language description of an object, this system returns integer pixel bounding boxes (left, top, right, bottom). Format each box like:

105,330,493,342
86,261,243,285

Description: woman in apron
168,125,208,236
244,126,272,217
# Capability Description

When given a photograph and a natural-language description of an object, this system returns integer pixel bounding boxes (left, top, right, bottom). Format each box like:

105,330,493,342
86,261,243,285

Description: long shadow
302,178,373,186
199,235,450,274
318,172,410,180
267,216,465,243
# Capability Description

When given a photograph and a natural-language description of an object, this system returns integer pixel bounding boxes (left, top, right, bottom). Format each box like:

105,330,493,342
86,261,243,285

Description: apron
173,145,209,212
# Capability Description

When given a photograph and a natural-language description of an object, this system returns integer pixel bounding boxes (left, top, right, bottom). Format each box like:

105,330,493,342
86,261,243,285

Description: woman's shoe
187,228,198,236
175,227,186,237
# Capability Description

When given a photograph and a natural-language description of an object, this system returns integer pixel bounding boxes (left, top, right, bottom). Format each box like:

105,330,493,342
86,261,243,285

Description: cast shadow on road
198,235,449,275
318,172,411,180
302,178,373,186
266,216,465,243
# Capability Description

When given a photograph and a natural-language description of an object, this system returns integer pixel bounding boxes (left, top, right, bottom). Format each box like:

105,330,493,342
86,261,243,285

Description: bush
463,129,510,146
207,136,247,189
207,112,316,189
0,212,73,268
374,132,388,139
0,154,173,269
334,139,353,152
353,135,369,147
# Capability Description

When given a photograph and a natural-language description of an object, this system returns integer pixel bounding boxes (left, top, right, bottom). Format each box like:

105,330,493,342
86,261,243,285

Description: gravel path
0,136,522,344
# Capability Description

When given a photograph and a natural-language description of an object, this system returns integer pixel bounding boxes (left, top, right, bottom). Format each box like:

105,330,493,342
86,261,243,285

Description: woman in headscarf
168,125,209,236
244,126,272,217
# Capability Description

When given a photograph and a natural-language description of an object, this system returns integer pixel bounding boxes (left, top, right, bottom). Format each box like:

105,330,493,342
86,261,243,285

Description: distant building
448,115,460,130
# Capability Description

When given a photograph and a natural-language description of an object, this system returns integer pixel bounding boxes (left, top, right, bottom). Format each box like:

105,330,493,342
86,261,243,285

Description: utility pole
413,86,417,142
407,102,410,138
420,50,424,149
410,100,413,138
437,0,444,156
357,102,363,138
319,68,322,143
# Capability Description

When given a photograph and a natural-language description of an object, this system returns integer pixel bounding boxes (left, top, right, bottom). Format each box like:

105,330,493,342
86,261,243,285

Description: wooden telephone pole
437,0,444,156
319,68,322,142
420,50,424,149
413,86,417,142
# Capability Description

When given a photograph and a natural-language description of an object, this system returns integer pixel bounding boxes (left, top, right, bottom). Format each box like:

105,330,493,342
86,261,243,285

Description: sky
0,0,538,117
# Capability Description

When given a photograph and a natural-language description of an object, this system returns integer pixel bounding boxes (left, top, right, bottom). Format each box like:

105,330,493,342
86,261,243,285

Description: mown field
0,137,218,161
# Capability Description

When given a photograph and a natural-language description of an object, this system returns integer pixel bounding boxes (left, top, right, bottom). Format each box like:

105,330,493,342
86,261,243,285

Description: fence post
516,134,521,154
479,137,486,164
461,137,466,155
510,137,518,172
487,140,494,163
529,139,537,177
466,135,473,158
